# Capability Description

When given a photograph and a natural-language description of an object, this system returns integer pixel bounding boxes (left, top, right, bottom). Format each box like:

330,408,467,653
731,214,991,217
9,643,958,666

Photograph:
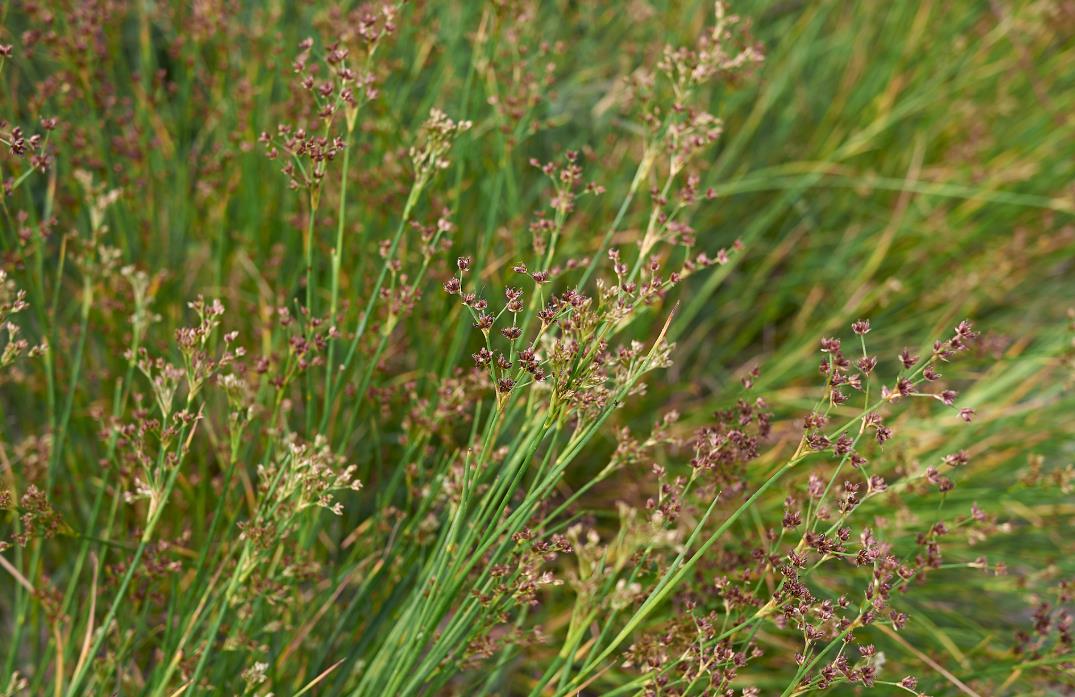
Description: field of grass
1,1,1073,695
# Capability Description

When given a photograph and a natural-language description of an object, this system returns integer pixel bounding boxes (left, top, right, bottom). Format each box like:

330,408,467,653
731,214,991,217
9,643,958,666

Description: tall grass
1,1,1072,695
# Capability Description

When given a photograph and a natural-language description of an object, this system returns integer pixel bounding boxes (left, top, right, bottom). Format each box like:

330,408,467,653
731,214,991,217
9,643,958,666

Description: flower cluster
409,108,473,181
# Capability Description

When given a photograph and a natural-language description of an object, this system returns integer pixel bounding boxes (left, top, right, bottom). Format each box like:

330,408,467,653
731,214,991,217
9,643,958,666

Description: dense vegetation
1,1,1073,695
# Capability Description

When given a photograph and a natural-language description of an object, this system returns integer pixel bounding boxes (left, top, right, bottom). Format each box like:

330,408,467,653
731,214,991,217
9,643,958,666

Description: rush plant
1,2,1072,696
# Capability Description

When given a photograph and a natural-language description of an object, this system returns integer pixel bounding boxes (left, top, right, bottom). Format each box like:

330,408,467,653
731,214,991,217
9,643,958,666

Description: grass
1,1,1073,695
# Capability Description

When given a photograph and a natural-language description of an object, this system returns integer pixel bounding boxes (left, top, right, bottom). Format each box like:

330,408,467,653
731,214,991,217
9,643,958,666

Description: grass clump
1,1,1073,695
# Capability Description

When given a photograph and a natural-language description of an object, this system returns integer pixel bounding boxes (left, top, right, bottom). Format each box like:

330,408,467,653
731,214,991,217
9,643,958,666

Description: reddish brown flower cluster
1,484,63,549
